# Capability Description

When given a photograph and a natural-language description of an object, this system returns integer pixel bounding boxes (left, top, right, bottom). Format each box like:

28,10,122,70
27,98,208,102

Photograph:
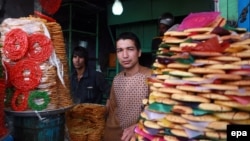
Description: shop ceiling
60,0,116,11
54,0,113,35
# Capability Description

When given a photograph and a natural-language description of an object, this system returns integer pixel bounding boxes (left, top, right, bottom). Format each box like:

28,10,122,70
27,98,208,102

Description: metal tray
4,104,75,117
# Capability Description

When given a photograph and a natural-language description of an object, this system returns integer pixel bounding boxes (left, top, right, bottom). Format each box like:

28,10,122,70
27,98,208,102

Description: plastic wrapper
177,12,220,31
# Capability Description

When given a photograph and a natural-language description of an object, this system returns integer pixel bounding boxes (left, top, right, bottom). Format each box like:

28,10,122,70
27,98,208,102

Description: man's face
72,55,85,69
116,39,141,69
159,23,168,36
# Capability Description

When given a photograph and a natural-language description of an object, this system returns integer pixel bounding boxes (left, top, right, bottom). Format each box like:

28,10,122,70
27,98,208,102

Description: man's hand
121,124,137,141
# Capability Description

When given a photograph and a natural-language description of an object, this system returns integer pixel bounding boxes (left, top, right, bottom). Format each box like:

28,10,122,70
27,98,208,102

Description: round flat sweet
183,27,213,33
213,111,250,120
225,80,250,86
205,64,241,70
204,131,227,140
182,124,212,131
150,91,170,98
207,121,229,130
172,93,210,103
157,119,183,129
176,85,211,93
163,36,189,44
156,74,179,80
215,100,250,111
165,114,188,124
189,51,222,57
155,97,180,105
232,50,250,58
201,84,239,90
190,34,217,40
207,56,241,61
167,63,191,69
172,105,193,114
164,31,190,37
188,67,225,74
158,87,187,94
170,129,189,138
164,135,180,141
232,60,250,65
180,42,198,47
224,90,250,96
197,93,231,100
168,70,197,77
198,103,232,112
204,74,242,80
181,114,218,122
229,119,250,125
193,59,222,65
144,120,163,129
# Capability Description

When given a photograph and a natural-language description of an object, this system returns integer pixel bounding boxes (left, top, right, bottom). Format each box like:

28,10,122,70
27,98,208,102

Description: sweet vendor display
0,16,73,112
135,12,250,141
65,103,106,141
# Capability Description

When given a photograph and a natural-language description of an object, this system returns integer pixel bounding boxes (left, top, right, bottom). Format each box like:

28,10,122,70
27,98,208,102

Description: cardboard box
109,53,116,67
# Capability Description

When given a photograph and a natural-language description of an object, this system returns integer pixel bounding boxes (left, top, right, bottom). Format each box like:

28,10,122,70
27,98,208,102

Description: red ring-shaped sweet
39,0,62,15
10,60,42,91
34,11,56,22
11,90,29,111
27,33,53,63
3,28,29,61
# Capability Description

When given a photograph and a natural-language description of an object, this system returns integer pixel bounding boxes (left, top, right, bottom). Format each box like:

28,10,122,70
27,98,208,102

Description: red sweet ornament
39,0,62,15
11,90,29,111
10,60,42,91
3,28,29,61
27,33,53,63
34,11,56,22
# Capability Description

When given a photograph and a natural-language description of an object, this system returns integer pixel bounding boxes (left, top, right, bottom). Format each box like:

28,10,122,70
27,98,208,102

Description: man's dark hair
72,46,88,66
116,32,141,50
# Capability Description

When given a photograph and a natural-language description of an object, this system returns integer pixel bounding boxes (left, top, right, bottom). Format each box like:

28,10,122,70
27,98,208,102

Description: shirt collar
72,67,89,78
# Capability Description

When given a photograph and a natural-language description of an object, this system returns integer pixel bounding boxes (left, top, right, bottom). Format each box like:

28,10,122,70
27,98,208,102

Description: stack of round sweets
44,21,73,108
136,24,250,140
65,103,106,141
0,16,73,112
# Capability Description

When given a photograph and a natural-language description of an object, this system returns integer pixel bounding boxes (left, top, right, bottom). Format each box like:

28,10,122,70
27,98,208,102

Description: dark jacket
70,67,110,104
